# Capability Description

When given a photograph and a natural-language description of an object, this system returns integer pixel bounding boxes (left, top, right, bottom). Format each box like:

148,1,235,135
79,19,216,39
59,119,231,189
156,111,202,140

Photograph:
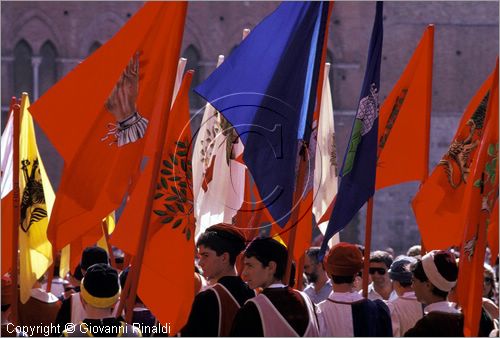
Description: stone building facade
1,1,498,254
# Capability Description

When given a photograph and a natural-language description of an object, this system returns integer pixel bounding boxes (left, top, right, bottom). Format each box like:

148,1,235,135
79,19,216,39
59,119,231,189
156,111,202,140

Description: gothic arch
13,39,33,96
78,11,124,57
8,10,64,56
39,40,58,96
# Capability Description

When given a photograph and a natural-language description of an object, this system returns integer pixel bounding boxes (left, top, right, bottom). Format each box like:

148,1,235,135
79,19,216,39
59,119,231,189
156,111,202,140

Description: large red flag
28,2,187,252
376,25,433,189
112,71,195,333
412,62,498,250
456,58,498,337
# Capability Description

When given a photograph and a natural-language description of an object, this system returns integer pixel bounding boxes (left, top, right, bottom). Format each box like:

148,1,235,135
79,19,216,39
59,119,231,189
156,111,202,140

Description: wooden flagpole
420,25,434,257
362,197,374,298
284,3,333,286
102,220,116,269
11,97,20,325
284,149,308,285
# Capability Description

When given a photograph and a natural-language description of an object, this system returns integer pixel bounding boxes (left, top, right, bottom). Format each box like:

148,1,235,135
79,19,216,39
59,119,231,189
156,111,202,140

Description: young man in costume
317,242,392,336
231,237,319,336
180,224,254,336
404,250,463,337
62,263,141,337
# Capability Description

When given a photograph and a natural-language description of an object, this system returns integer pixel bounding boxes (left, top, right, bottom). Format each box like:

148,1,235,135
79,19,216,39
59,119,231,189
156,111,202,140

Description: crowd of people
1,223,499,337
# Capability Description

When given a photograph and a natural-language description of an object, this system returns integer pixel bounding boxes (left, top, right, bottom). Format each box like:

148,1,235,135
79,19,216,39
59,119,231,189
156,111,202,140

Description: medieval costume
231,284,319,336
180,276,254,336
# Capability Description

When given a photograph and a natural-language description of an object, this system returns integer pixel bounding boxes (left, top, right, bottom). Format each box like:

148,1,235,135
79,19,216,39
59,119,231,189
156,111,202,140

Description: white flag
313,63,339,246
1,111,13,199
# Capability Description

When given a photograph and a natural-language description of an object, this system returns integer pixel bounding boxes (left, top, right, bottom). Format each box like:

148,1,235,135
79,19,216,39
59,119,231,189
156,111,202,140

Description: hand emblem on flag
103,53,148,147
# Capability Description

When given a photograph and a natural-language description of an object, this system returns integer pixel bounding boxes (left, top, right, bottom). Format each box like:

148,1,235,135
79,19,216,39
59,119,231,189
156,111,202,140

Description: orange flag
487,199,498,265
28,3,187,252
376,25,433,189
456,58,498,337
412,61,498,250
113,71,195,333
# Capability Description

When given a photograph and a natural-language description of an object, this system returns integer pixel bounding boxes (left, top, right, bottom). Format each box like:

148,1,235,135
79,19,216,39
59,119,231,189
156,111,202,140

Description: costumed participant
404,250,463,336
55,246,110,326
316,242,392,336
180,224,254,336
387,256,423,336
231,237,319,337
61,263,141,337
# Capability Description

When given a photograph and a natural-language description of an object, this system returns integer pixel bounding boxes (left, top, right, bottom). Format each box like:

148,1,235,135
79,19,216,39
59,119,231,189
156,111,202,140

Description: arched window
181,45,201,109
88,41,102,56
39,41,58,96
13,40,33,97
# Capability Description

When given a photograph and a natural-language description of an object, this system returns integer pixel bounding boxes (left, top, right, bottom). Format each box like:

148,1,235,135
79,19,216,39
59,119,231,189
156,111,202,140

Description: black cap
81,263,120,308
80,247,109,271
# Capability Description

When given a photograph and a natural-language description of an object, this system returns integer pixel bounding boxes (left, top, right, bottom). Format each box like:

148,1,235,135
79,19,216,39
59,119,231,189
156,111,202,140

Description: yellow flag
58,212,115,278
97,212,116,254
19,92,55,303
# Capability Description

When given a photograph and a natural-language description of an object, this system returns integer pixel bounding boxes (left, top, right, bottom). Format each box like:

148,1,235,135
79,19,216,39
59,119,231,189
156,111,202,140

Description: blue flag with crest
195,2,331,227
320,2,384,256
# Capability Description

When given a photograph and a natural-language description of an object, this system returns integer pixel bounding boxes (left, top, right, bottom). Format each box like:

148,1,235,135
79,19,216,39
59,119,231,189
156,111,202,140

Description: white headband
421,250,456,292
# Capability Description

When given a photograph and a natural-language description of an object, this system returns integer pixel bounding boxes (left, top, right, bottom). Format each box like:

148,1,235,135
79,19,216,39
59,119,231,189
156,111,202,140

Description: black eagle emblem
20,159,47,232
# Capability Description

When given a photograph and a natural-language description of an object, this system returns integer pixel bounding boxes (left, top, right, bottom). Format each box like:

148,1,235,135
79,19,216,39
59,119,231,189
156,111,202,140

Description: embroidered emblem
439,92,489,188
153,138,194,241
378,88,408,152
219,113,240,166
343,83,379,176
20,159,47,232
102,53,147,147
464,234,477,262
329,132,338,177
199,113,220,171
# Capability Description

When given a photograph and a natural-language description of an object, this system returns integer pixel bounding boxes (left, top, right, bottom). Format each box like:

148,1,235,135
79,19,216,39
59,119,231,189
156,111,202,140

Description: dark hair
197,227,246,266
80,247,109,271
484,264,497,300
399,280,413,288
73,264,83,281
332,275,355,284
406,245,421,257
305,247,321,265
411,252,458,299
289,261,296,288
370,250,393,269
244,237,288,281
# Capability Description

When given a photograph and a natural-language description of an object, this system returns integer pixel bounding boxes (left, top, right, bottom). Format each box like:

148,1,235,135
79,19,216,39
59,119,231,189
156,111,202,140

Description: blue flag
194,2,331,227
320,2,383,256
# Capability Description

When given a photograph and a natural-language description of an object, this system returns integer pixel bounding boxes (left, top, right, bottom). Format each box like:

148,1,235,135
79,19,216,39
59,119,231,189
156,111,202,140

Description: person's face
303,255,319,283
369,262,390,286
411,274,432,305
197,245,226,280
242,256,276,290
483,272,494,298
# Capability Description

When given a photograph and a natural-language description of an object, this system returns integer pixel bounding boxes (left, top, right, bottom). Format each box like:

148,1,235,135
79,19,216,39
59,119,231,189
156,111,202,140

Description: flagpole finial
217,55,225,66
242,28,251,40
